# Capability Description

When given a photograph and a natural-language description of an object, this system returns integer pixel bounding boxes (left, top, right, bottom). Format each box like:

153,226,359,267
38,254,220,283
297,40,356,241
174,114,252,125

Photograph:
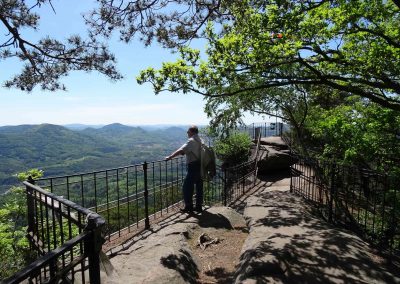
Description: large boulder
254,136,289,150
251,137,297,173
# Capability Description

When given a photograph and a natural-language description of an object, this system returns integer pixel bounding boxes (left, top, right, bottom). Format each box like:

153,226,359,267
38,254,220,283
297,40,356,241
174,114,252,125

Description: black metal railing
4,181,105,284
32,155,261,244
33,157,187,242
290,155,400,257
240,122,285,139
5,123,268,283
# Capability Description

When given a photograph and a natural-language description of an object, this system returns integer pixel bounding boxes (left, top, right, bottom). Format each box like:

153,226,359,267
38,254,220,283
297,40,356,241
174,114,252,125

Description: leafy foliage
214,132,252,166
87,0,231,48
0,170,43,279
0,0,121,91
129,0,400,174
304,97,400,172
134,0,400,131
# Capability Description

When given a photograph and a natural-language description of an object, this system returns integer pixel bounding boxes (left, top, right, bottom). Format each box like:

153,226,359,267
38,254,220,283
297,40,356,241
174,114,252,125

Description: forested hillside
0,124,187,193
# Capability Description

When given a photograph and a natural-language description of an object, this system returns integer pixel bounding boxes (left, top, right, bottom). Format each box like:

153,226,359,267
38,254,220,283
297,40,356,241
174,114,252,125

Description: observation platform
101,173,400,284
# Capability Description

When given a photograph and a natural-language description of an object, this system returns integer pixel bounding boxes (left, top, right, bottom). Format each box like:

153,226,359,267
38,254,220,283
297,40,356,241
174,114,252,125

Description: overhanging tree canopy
131,0,400,112
2,0,400,112
0,0,121,91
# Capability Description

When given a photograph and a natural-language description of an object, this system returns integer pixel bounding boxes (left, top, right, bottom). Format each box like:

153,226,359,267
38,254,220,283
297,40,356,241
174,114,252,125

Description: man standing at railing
165,125,203,213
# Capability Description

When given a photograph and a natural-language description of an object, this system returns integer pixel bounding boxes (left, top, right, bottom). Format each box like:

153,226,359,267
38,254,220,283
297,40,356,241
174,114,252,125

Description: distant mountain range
0,123,187,193
62,123,194,131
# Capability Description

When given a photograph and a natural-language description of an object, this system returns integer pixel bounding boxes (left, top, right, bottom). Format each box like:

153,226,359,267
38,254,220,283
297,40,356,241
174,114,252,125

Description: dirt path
188,227,248,284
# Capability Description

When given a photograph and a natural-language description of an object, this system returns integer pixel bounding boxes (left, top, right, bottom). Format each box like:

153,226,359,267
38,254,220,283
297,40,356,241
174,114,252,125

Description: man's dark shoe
180,207,193,213
194,207,203,213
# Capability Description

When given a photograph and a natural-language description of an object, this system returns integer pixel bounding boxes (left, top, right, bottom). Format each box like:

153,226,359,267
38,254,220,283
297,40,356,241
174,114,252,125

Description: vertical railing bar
77,212,85,284
66,206,74,282
106,171,110,238
371,174,378,240
328,163,336,223
135,165,139,228
304,162,308,200
390,176,397,252
143,162,150,229
50,178,54,193
181,158,185,206
311,164,315,202
356,168,362,225
159,161,163,216
363,171,369,232
45,195,55,278
38,196,48,278
58,203,66,269
66,177,70,201
51,198,57,250
351,164,357,218
396,177,400,252
94,172,98,213
117,168,121,237
26,180,35,239
343,165,349,223
126,167,131,233
381,174,388,246
165,161,169,213
152,161,156,218
80,174,85,208
223,168,227,206
174,159,178,206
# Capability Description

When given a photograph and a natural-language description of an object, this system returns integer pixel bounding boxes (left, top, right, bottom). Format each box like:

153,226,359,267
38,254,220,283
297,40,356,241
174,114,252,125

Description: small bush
214,132,252,167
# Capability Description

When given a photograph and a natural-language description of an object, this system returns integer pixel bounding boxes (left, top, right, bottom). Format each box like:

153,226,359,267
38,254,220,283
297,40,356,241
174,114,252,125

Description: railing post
84,215,105,284
143,162,150,229
223,168,227,206
290,164,293,193
26,176,36,236
255,127,261,141
328,163,336,223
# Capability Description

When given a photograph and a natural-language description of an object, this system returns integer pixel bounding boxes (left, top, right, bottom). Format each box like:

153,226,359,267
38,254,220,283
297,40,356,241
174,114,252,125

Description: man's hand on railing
165,149,184,161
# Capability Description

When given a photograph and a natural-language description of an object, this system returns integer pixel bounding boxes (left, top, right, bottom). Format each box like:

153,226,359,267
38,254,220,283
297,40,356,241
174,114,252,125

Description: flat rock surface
103,206,247,284
234,177,400,284
100,175,400,284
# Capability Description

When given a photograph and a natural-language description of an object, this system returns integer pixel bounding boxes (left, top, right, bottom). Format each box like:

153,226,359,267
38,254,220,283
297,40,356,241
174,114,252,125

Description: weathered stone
206,206,247,230
234,183,400,284
256,145,297,173
102,175,400,284
104,207,247,284
254,136,289,150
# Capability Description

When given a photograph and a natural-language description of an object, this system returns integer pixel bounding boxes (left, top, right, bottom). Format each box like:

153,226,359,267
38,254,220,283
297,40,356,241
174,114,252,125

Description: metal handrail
290,154,400,258
4,181,106,284
6,123,276,283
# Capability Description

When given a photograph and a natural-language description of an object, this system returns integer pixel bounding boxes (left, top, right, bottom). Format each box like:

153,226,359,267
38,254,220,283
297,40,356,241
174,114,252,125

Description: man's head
187,125,199,137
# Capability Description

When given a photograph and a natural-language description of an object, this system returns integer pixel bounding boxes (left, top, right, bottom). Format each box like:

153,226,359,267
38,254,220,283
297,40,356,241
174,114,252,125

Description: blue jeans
182,161,203,209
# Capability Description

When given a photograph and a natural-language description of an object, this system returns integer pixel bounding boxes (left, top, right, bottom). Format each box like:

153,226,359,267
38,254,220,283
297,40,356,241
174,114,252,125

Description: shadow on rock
235,191,400,283
196,211,234,229
205,267,234,284
235,233,399,284
258,170,292,182
160,249,199,283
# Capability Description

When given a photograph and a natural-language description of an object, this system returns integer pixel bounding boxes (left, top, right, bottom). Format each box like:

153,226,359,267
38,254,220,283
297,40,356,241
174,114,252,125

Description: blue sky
0,0,268,126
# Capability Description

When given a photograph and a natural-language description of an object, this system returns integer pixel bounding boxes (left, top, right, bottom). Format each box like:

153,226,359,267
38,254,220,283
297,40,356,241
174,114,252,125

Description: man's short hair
188,125,199,134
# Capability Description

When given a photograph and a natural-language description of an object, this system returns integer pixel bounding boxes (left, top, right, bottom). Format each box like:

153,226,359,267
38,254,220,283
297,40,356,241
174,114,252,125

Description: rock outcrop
252,136,297,173
233,177,400,284
104,207,247,284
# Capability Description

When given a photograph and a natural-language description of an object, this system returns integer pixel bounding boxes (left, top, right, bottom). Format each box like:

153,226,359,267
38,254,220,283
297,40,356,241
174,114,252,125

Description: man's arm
165,149,184,160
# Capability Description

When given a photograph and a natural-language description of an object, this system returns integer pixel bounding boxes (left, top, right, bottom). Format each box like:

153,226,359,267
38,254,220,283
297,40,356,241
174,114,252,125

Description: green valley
0,123,187,194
